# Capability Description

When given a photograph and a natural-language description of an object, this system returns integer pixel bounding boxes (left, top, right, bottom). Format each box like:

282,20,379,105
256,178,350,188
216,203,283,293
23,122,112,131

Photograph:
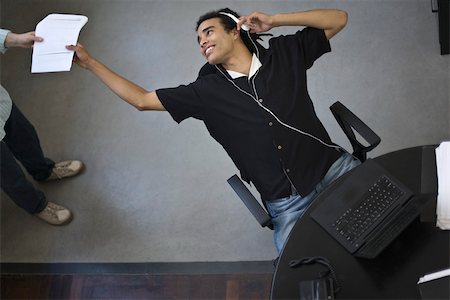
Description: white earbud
219,12,250,31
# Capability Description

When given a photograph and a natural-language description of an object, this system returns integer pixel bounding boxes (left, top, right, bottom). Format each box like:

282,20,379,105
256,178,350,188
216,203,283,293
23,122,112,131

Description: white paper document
31,14,88,73
435,141,450,230
418,268,450,284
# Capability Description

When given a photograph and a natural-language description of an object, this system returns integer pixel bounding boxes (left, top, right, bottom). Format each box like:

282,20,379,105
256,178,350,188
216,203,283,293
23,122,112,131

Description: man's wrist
270,14,282,28
86,57,100,72
4,32,17,48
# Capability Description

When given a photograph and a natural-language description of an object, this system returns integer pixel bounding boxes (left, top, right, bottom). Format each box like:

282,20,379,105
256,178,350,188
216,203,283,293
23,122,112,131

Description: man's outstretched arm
67,43,165,111
238,9,348,40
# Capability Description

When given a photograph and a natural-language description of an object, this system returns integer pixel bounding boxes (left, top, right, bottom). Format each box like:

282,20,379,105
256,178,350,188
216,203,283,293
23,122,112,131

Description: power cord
289,256,342,295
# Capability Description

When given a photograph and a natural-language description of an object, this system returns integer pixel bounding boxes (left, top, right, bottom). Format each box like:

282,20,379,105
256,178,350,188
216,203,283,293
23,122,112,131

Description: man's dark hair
195,7,266,54
196,7,238,33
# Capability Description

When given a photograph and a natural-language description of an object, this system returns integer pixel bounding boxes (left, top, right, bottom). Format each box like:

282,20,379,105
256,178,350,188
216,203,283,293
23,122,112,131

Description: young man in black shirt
68,8,359,252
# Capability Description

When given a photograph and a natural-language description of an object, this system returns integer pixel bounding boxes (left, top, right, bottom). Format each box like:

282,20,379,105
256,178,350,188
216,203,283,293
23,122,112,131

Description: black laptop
310,159,429,259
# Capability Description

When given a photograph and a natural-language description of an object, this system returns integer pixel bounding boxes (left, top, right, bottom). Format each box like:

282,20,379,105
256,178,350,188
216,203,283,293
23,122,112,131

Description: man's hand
5,31,43,49
66,43,92,69
242,9,348,40
237,12,274,33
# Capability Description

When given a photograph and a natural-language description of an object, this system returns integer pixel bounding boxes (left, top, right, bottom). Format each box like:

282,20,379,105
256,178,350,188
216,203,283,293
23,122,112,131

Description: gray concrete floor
1,0,279,263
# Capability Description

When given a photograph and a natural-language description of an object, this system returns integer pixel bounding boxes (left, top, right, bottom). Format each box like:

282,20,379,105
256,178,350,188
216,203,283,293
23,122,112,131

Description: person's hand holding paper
31,14,87,73
65,43,92,69
4,31,43,49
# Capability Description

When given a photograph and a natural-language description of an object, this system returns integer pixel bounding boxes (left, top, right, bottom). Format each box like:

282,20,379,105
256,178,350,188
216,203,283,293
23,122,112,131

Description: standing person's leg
0,141,47,214
2,103,54,180
1,142,72,225
1,103,74,225
3,103,83,181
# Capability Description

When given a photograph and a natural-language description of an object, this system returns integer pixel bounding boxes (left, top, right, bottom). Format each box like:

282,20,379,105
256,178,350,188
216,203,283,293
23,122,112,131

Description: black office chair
227,101,381,230
330,101,381,162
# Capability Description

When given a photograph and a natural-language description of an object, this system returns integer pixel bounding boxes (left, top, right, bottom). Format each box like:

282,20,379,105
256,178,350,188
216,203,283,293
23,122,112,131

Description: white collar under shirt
226,53,262,79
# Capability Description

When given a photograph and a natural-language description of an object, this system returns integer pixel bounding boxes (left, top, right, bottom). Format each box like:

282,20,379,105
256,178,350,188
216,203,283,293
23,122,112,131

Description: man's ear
232,27,240,40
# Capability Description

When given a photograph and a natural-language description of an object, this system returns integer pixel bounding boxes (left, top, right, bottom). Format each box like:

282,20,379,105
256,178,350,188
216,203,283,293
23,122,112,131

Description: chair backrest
228,101,381,229
330,101,380,162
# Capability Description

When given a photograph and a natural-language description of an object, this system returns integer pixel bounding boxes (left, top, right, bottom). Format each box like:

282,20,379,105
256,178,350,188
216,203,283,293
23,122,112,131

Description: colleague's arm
4,31,43,49
67,43,165,111
238,9,348,40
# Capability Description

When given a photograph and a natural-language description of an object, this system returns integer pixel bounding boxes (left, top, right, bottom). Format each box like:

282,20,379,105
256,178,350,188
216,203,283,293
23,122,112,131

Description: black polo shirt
156,27,342,201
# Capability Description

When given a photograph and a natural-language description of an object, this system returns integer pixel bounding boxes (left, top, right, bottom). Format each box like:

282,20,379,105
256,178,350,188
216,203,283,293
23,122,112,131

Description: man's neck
221,45,253,76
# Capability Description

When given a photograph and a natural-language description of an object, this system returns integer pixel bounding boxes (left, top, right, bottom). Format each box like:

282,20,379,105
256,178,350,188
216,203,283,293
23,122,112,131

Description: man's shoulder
198,63,217,78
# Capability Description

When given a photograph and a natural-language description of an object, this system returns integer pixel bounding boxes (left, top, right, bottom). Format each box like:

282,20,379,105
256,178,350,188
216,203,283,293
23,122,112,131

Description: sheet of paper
418,268,450,284
31,14,88,73
417,268,450,299
436,141,450,230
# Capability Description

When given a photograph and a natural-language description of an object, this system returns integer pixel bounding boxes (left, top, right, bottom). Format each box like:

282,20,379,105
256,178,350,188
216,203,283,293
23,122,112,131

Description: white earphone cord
214,18,341,151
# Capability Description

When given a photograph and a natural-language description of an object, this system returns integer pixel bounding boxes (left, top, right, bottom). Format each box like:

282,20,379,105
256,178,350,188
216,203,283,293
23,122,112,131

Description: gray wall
1,0,449,263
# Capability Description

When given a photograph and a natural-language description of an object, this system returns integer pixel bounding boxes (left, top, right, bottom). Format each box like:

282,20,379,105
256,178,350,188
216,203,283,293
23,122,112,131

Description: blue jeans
266,152,361,253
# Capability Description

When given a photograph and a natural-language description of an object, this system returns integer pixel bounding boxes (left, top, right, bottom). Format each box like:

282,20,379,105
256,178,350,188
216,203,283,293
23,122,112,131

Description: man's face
197,18,237,65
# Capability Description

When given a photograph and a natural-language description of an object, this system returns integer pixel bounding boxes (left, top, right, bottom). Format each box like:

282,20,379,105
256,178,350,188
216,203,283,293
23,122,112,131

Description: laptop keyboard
332,176,404,244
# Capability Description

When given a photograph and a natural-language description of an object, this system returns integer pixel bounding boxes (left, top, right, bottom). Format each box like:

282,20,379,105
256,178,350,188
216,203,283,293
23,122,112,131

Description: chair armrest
330,101,381,161
227,175,273,229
